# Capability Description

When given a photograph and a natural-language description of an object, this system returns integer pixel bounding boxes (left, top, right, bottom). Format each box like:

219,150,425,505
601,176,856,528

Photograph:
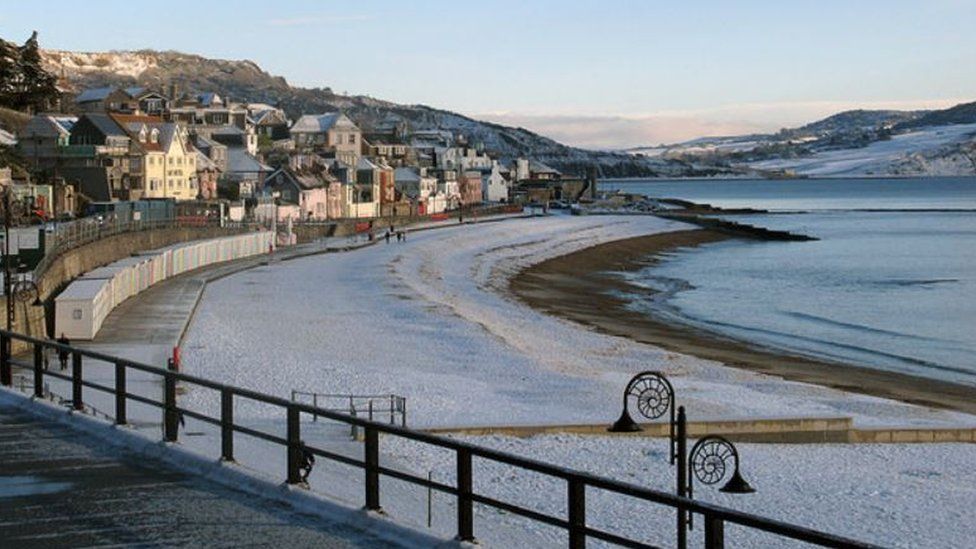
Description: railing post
0,333,10,386
568,478,586,549
677,406,688,549
164,371,178,442
221,389,234,461
33,343,43,398
456,447,475,542
114,362,127,425
71,352,83,410
364,426,381,511
287,405,301,484
390,394,395,425
704,514,725,549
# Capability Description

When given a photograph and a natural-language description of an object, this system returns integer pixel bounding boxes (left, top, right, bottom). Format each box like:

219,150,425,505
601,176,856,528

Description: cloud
474,98,971,149
269,14,372,27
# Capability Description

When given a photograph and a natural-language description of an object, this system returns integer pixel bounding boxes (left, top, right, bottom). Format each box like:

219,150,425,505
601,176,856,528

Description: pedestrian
299,443,315,483
402,229,407,242
385,230,390,244
57,333,70,371
396,231,402,242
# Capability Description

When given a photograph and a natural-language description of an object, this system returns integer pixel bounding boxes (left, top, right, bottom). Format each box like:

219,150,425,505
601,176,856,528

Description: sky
1,0,975,149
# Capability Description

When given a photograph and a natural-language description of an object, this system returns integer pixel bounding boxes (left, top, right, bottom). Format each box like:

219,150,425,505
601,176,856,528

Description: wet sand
510,229,976,416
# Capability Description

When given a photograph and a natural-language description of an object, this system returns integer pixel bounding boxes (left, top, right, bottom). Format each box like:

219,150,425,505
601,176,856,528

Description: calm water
603,178,976,386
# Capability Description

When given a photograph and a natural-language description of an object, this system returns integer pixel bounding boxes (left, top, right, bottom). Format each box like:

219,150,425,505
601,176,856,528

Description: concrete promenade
0,403,403,547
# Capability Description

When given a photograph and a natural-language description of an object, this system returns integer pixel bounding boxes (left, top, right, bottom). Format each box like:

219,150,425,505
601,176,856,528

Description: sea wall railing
0,329,877,549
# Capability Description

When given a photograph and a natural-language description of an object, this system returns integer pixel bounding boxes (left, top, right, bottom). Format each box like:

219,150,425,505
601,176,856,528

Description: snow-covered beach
177,214,976,547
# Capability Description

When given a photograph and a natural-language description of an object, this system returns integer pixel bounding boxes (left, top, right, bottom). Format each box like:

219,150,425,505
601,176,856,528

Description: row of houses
9,84,579,221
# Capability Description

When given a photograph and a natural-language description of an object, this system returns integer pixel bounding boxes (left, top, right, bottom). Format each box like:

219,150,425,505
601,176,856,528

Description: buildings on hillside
7,82,589,221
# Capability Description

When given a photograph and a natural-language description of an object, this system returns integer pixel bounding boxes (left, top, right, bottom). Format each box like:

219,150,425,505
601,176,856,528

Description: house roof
109,113,176,152
83,113,129,138
393,167,420,183
529,160,561,175
197,92,222,107
195,150,218,171
291,113,358,134
75,87,118,103
356,157,379,171
124,86,146,98
226,147,271,174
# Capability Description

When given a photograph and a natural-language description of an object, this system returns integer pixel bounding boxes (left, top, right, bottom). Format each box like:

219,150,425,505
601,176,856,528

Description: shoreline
510,229,976,417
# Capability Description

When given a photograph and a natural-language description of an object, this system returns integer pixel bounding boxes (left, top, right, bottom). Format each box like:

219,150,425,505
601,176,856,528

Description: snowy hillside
752,123,976,177
627,104,976,177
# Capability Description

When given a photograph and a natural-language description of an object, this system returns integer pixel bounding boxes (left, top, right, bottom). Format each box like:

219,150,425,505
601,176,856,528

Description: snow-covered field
751,124,976,177
175,214,976,547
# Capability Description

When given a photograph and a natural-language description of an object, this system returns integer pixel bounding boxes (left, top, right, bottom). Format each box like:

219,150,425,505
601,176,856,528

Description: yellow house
111,114,198,200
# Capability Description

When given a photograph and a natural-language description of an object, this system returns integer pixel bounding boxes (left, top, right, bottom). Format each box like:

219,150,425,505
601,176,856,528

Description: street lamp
674,406,754,548
608,371,677,464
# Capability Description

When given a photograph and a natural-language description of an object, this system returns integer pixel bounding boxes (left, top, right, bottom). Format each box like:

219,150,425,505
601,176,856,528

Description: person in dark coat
299,443,315,482
57,333,70,371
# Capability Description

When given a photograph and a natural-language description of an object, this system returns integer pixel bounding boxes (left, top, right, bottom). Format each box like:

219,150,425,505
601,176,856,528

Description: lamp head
719,470,755,494
608,409,642,433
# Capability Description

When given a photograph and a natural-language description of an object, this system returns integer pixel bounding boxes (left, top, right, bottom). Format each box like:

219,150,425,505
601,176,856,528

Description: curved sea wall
55,232,273,340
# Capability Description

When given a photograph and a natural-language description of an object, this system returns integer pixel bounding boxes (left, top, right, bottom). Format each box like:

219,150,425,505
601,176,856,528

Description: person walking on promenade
385,230,391,244
57,333,70,371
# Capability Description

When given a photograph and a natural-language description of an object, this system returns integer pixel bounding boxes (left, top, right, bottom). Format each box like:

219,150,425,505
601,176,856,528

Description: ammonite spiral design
691,439,734,485
626,373,671,420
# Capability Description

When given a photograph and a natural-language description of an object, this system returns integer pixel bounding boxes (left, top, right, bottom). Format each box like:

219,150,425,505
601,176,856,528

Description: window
349,134,356,144
72,309,83,320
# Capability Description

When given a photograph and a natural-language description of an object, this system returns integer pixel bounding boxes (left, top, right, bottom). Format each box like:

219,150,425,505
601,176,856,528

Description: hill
628,103,976,177
39,48,737,179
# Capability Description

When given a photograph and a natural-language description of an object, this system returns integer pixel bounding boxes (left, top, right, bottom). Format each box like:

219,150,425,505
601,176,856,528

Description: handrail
0,329,879,549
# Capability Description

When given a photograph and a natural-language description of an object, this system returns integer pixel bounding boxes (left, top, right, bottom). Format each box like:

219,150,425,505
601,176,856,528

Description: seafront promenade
0,403,400,548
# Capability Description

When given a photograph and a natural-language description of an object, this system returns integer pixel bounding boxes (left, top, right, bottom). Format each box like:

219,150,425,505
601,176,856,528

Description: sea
600,177,976,387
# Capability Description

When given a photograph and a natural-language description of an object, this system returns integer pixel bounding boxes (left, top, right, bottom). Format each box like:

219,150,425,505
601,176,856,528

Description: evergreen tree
0,37,19,108
15,31,59,113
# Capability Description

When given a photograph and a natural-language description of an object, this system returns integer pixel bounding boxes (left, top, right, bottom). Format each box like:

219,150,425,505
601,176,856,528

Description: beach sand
510,229,976,416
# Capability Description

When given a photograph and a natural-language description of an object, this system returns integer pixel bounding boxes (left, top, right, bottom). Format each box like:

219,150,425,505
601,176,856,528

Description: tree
0,37,19,108
15,31,59,113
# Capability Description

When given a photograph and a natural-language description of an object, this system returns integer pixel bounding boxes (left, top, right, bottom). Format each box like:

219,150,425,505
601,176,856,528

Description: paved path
0,406,388,548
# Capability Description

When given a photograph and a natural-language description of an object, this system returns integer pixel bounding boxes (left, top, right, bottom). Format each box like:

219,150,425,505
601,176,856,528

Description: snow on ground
386,434,976,548
167,214,976,547
182,213,972,429
751,124,976,177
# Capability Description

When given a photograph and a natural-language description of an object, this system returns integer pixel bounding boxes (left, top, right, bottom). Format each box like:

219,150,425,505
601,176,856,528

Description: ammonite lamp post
674,406,754,548
608,371,677,464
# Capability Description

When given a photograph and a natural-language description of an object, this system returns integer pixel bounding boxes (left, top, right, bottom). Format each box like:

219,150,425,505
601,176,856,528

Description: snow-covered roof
75,87,118,103
124,86,145,98
291,113,358,134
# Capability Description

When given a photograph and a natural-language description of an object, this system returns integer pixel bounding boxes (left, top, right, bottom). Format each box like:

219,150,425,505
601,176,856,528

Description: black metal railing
290,390,407,439
0,330,878,549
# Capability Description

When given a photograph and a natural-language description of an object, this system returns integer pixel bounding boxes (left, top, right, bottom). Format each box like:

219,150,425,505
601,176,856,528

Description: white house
481,161,509,203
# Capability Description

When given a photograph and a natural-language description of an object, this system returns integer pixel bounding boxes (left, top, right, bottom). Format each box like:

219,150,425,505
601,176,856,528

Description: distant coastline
510,229,976,416
601,174,976,182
